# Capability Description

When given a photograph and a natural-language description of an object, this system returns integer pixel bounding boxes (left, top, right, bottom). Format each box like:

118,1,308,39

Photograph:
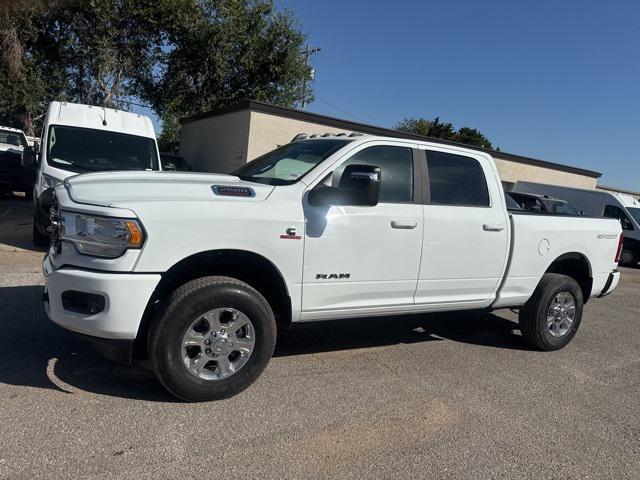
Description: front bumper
598,270,620,298
43,254,161,341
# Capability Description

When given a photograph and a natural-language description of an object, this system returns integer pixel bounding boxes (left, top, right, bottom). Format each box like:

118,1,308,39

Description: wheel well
134,250,291,357
545,252,592,303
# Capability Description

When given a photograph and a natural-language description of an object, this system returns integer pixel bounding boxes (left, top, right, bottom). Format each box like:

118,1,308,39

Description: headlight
40,173,61,189
60,211,145,258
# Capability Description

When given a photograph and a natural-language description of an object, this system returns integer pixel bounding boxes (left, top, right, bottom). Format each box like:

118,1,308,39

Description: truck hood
0,143,23,154
63,171,275,207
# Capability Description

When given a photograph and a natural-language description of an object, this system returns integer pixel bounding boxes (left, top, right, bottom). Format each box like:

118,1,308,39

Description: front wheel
32,221,49,247
519,273,583,351
149,276,277,402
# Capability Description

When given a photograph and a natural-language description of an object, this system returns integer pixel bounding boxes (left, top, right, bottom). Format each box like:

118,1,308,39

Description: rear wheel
519,273,583,351
619,247,637,267
149,276,276,402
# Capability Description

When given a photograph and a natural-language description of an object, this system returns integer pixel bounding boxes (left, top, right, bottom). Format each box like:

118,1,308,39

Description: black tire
149,276,276,402
32,221,49,247
519,273,583,351
619,248,637,267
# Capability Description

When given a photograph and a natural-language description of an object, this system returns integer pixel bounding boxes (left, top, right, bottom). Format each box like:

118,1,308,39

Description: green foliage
395,117,494,150
0,1,53,135
143,0,311,150
0,0,312,143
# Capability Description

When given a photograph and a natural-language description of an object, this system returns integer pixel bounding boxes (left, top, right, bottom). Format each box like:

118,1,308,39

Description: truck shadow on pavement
0,285,175,402
0,195,47,253
0,285,532,402
274,310,534,357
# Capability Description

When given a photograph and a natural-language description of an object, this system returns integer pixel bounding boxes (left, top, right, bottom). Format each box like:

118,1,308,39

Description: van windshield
47,125,159,173
234,139,351,185
628,208,640,225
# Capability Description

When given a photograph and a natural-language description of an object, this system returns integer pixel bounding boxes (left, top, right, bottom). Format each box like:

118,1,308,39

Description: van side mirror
621,217,633,231
308,164,381,207
21,146,37,168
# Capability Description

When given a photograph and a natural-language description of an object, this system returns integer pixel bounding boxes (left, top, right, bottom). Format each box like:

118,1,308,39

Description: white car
31,101,161,246
43,134,622,401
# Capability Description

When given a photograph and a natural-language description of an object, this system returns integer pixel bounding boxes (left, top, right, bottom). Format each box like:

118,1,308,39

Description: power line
314,96,369,123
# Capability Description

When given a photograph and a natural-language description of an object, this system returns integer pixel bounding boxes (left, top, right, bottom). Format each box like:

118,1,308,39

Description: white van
29,101,161,245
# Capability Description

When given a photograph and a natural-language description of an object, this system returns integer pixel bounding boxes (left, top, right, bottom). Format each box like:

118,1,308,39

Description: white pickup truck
43,134,622,401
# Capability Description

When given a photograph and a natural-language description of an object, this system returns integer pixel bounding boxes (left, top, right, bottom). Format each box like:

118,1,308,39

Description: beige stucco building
179,100,601,190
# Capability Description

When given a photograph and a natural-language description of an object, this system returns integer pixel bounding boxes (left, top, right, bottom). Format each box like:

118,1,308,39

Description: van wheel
149,276,276,402
619,248,637,267
32,221,49,247
519,273,583,351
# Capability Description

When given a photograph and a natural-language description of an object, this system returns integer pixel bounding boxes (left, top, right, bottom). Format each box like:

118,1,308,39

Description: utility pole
301,45,321,110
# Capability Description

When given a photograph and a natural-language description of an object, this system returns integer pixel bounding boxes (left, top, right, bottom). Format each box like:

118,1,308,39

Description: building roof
181,99,602,179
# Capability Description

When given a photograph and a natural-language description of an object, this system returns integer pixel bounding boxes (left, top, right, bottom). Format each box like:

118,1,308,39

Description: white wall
178,107,599,190
494,156,597,190
179,109,251,173
247,110,353,161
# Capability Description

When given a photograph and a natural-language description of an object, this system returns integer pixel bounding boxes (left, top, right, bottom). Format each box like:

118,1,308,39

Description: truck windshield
47,125,159,173
628,208,640,225
234,139,351,185
0,129,27,148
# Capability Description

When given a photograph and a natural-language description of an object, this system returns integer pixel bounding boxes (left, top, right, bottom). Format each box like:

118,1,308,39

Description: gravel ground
1,195,639,479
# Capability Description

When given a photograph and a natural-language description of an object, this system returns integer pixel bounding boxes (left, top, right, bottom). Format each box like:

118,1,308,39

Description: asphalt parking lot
1,195,639,480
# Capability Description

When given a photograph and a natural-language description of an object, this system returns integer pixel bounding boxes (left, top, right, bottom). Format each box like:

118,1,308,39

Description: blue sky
276,0,640,191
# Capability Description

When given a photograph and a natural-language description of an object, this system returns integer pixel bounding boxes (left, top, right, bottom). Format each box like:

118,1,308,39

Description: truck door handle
391,221,418,229
483,224,505,232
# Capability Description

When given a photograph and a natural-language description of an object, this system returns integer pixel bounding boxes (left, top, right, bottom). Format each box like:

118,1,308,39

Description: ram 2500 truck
43,134,622,401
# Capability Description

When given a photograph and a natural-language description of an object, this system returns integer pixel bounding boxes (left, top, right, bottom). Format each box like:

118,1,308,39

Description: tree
395,116,494,150
0,1,61,135
0,0,164,133
59,1,166,108
0,0,312,145
139,0,312,151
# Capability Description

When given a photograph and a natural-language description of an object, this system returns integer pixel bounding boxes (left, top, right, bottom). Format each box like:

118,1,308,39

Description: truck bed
492,211,621,308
